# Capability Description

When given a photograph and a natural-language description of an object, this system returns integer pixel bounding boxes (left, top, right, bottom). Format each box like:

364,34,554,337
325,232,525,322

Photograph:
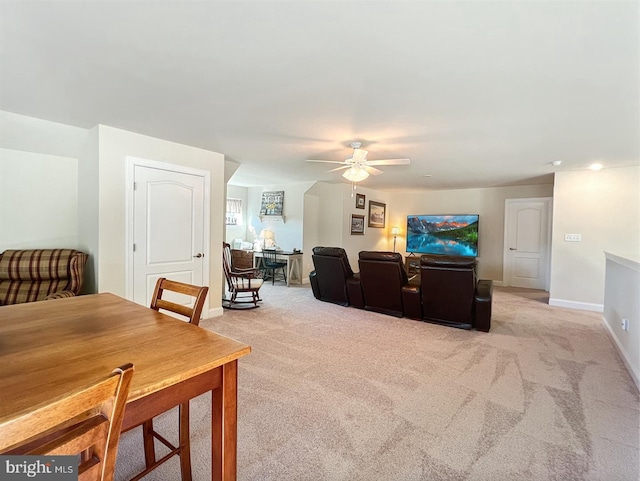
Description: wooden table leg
293,257,302,285
212,360,238,481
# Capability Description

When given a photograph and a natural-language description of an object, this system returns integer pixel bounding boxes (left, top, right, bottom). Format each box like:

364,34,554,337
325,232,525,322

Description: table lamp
259,229,276,249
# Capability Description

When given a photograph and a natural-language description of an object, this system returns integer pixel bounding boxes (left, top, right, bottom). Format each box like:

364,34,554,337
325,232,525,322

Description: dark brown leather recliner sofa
420,255,493,331
310,247,363,307
357,251,421,318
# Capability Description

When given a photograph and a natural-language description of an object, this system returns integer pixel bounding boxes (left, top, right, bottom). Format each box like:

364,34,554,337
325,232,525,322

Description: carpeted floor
115,284,639,481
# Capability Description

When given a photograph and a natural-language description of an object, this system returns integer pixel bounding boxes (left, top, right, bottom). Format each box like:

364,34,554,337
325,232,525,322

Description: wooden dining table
0,292,251,481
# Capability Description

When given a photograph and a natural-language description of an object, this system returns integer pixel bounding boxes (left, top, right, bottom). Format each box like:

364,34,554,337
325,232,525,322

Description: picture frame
368,201,386,228
350,214,365,235
355,193,366,209
259,190,284,216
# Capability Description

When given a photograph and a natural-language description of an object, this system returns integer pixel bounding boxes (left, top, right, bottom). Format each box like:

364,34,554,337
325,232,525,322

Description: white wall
304,182,342,277
302,182,391,277
0,110,88,158
340,185,391,268
77,126,100,293
550,166,640,310
603,253,640,389
388,184,554,281
95,126,226,315
246,182,315,253
0,149,78,249
0,111,89,252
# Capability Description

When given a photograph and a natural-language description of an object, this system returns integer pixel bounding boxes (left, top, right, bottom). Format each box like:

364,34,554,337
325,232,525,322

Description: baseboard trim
492,280,504,287
602,315,640,391
207,306,224,318
548,298,603,312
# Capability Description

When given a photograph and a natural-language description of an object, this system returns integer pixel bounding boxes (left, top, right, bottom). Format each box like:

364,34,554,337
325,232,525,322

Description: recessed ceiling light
551,160,562,167
589,163,603,171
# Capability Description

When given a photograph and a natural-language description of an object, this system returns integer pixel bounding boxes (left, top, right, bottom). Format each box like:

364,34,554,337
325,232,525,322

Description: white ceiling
1,1,638,191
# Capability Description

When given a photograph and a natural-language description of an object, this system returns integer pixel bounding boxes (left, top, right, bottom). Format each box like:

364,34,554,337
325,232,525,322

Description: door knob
509,248,517,251
193,253,204,258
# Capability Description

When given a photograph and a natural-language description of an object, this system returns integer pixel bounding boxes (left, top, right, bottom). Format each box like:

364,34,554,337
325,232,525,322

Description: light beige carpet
115,284,639,481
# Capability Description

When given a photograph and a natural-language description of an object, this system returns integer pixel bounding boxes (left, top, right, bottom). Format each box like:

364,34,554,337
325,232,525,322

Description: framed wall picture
368,201,386,228
351,214,365,235
259,190,284,216
355,193,366,209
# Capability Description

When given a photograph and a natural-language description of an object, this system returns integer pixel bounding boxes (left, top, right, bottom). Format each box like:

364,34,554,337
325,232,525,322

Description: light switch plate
564,234,582,242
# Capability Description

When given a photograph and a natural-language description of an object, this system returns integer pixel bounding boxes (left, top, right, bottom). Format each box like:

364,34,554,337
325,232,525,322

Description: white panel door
504,198,551,289
133,165,205,309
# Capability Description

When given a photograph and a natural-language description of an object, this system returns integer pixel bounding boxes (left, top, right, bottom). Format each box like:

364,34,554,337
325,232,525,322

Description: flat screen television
406,214,479,257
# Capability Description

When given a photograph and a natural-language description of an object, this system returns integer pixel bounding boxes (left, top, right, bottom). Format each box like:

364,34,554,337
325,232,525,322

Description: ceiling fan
306,142,410,182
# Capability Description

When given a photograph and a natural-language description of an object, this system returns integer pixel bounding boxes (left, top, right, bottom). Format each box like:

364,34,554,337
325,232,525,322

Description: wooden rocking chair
222,242,264,309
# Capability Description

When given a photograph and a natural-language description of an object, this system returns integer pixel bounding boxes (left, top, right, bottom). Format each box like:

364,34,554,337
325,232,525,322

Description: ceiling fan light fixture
342,166,370,182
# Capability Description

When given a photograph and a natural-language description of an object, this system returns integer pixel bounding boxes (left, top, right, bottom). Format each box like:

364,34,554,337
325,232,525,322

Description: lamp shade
391,226,400,236
259,229,275,240
342,166,370,182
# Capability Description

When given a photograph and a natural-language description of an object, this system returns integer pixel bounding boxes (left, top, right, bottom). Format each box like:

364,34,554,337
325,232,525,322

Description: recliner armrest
474,279,493,332
309,270,321,300
476,279,493,301
346,273,364,309
401,284,422,320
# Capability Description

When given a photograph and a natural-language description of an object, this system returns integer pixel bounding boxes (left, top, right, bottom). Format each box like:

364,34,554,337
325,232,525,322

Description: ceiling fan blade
364,166,384,176
366,158,411,166
306,159,349,164
327,165,351,173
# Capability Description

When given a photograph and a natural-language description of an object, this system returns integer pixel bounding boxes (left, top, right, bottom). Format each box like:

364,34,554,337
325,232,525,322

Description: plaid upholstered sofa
0,249,88,305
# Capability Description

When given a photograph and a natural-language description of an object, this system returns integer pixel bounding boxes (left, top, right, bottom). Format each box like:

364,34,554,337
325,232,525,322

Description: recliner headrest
358,251,403,263
312,246,354,277
312,246,347,257
420,255,476,268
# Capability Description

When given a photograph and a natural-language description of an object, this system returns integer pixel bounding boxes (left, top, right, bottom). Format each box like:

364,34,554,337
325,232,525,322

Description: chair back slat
222,244,234,290
150,278,209,326
0,364,134,481
154,298,195,319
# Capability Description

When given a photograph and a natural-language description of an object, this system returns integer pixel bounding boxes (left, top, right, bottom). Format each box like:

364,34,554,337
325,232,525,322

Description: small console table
254,251,303,287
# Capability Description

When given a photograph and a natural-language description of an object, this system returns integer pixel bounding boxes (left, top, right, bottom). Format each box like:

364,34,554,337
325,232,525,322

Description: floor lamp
391,227,400,253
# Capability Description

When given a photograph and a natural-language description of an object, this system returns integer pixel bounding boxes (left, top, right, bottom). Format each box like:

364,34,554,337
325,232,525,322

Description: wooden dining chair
261,249,287,285
150,277,209,326
134,277,209,481
0,364,134,481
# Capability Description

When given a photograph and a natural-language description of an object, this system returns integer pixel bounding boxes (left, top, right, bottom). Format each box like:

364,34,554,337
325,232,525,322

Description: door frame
502,197,552,290
125,156,211,302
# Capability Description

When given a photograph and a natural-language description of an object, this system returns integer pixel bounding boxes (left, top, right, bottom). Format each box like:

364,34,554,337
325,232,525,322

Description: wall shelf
259,215,285,223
